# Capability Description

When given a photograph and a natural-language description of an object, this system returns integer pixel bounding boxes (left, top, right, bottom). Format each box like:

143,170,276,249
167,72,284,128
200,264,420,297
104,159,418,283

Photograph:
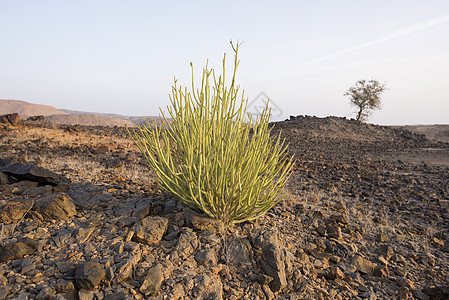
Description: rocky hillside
395,125,449,144
0,116,448,299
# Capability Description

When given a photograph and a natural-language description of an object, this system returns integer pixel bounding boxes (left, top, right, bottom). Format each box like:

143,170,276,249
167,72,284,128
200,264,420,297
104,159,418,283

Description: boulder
2,162,63,186
34,193,76,221
0,238,40,262
0,113,20,126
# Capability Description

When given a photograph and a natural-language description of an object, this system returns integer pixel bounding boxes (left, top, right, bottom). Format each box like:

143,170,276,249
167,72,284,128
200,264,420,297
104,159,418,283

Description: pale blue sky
1,1,449,124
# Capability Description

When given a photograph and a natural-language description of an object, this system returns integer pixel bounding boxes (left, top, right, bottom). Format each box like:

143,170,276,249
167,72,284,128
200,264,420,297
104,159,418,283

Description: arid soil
0,115,448,300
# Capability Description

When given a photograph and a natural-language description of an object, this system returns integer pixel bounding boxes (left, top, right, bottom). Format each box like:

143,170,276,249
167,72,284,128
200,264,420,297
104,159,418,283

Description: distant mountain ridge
0,99,67,117
0,99,161,127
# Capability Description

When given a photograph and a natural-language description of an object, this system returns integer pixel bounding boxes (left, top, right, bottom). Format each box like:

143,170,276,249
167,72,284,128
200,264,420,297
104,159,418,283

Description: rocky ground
0,114,448,300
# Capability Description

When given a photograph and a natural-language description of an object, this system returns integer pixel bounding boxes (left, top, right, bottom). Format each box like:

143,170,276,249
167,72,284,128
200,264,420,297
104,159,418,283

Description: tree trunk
356,107,363,121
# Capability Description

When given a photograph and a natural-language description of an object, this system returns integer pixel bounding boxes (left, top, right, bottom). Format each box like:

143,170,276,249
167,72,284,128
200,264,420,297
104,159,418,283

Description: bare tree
344,79,386,122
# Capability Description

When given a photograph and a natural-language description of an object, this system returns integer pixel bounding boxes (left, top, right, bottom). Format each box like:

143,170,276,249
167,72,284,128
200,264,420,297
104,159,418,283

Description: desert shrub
128,42,294,226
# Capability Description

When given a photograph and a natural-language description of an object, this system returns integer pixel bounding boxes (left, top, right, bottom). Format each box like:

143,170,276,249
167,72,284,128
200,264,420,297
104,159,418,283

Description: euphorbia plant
128,42,293,227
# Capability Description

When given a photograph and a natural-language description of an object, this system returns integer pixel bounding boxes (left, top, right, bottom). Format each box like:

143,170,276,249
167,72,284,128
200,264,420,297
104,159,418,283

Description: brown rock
0,113,20,127
377,244,394,260
0,172,11,185
326,266,345,280
195,248,217,266
140,263,163,295
132,216,168,245
373,264,389,278
174,230,198,259
75,260,106,291
34,193,76,221
0,201,32,224
184,207,221,232
227,238,252,266
192,274,223,299
260,244,287,292
0,238,39,262
327,224,342,240
351,255,375,275
2,162,62,186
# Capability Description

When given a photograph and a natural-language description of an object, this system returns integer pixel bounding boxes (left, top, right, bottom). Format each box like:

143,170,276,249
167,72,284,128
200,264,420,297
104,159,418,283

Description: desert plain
0,113,448,300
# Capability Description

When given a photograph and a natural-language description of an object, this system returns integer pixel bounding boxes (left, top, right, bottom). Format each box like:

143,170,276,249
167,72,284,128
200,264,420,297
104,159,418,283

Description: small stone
351,255,375,275
373,264,389,278
396,277,415,290
74,227,96,244
36,286,54,300
326,266,345,280
195,248,217,265
78,289,95,300
0,286,9,300
55,279,76,293
0,172,10,185
419,252,435,267
0,275,7,285
140,263,163,295
227,238,252,266
376,232,389,243
327,224,342,240
75,260,106,291
262,284,275,300
114,254,141,282
398,286,413,300
0,201,32,224
192,274,223,299
431,237,444,249
174,230,198,259
132,216,168,245
170,283,185,299
260,244,287,292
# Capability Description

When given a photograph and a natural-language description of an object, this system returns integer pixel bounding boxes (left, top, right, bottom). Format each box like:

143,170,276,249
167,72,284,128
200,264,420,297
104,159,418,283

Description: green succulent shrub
128,42,294,226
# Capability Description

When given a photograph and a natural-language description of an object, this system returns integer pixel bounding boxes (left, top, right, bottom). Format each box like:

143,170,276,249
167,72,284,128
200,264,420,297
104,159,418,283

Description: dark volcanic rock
132,216,168,245
0,172,11,185
0,113,20,126
0,200,32,224
75,260,106,291
2,162,62,186
261,244,287,292
34,192,76,221
139,263,163,295
0,238,39,262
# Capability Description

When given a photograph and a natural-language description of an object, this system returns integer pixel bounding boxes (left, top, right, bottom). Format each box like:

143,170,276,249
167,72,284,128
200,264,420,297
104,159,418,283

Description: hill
394,124,449,144
0,99,161,127
0,99,67,117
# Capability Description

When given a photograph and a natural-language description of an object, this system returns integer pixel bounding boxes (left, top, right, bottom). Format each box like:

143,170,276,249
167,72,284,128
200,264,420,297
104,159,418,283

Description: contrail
304,14,449,66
